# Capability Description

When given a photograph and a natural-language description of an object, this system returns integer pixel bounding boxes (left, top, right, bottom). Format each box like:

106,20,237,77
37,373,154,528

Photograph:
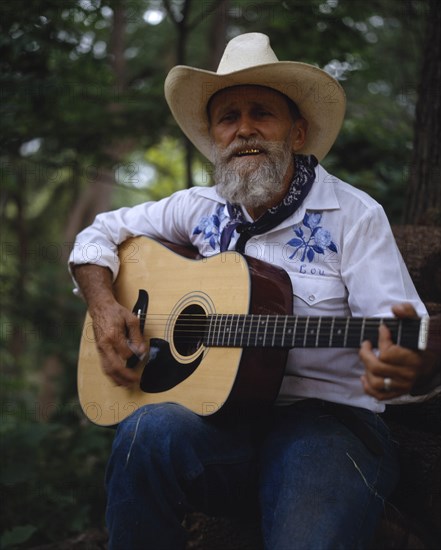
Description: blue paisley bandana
220,154,318,253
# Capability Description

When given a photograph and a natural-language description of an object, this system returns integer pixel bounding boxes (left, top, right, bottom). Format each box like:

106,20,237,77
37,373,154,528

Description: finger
359,339,418,399
359,339,379,372
125,312,147,355
93,319,141,385
97,341,140,386
360,374,405,400
391,303,418,319
377,322,394,355
105,309,146,361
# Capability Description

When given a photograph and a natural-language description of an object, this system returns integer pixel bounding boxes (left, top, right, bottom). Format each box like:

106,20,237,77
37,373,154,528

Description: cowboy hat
164,33,346,162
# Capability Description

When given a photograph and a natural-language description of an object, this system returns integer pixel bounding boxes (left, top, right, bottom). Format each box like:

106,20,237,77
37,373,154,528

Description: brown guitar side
222,254,293,417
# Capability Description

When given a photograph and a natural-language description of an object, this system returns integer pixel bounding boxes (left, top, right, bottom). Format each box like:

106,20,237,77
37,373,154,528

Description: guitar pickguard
140,338,203,392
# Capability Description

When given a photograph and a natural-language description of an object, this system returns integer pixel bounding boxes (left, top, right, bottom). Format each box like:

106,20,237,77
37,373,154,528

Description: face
208,85,306,212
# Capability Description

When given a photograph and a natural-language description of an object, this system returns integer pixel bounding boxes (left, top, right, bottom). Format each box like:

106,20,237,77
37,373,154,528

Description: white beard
212,136,294,211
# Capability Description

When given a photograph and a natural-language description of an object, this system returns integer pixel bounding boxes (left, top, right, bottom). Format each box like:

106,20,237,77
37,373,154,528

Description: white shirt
69,164,432,412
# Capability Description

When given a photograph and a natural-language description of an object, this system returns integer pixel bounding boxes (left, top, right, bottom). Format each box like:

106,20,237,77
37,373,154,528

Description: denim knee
111,402,197,470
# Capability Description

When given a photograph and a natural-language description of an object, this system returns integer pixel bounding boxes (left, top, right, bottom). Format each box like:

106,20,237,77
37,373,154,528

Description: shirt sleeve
341,205,440,402
340,204,427,318
68,189,192,294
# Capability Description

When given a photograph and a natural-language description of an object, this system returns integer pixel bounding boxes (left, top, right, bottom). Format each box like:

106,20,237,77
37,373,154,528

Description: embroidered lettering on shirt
287,212,338,262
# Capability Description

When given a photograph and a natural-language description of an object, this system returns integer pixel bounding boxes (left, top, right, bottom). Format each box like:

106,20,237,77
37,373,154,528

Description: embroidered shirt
69,164,430,413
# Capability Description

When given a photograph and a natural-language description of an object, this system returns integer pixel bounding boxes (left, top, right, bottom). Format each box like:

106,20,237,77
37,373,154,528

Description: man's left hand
360,303,439,400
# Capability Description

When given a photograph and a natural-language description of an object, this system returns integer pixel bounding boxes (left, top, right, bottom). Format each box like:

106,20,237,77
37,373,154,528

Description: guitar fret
287,318,294,347
271,316,277,347
217,314,223,346
329,317,335,347
210,314,217,346
225,314,232,347
260,315,266,346
359,318,366,346
315,317,322,347
262,315,269,346
224,314,229,346
206,315,213,345
233,314,240,347
254,315,259,346
246,315,252,347
290,316,298,347
303,317,310,347
220,315,226,345
221,315,226,346
334,318,346,347
363,319,379,347
229,314,235,346
239,315,246,347
253,315,259,346
226,314,233,346
304,317,319,347
343,318,350,347
397,319,402,346
281,316,288,347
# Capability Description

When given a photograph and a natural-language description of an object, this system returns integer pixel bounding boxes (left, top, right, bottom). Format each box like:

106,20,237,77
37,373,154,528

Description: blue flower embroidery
287,213,338,262
193,205,226,250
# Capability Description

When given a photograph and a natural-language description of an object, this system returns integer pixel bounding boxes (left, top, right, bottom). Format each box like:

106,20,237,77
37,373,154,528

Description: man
69,34,439,549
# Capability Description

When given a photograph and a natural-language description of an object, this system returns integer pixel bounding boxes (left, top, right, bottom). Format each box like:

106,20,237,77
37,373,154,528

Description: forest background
1,0,440,547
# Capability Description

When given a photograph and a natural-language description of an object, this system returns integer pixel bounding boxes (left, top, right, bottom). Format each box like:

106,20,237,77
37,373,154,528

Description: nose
236,115,257,139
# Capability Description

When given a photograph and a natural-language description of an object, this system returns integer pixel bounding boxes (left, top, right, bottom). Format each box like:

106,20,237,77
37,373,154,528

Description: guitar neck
204,315,426,350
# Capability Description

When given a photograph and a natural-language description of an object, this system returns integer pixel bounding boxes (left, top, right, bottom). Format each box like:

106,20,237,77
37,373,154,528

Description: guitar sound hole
174,304,207,356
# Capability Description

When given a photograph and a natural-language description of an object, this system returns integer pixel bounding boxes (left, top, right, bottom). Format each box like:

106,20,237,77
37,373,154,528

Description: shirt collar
304,164,341,210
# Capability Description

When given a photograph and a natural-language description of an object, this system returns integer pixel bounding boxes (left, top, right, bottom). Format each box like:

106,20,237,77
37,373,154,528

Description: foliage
0,406,113,547
0,0,431,546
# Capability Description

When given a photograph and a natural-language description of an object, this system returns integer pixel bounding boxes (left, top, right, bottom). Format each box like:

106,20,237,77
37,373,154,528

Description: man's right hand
73,263,146,387
89,300,146,387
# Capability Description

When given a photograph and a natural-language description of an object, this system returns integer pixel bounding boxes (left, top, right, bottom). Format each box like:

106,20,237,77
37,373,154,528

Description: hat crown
217,33,279,74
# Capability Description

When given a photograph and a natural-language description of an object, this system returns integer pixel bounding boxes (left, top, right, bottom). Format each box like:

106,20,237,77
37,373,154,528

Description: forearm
72,264,116,314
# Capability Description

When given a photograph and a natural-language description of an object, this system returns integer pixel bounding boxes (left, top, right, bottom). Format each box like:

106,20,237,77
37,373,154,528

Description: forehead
208,85,290,114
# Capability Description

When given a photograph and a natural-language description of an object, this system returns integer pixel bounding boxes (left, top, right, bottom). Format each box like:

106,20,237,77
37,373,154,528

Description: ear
291,118,308,152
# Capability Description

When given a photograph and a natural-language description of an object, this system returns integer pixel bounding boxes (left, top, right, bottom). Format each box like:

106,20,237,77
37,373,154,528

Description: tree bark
63,1,133,247
403,0,441,225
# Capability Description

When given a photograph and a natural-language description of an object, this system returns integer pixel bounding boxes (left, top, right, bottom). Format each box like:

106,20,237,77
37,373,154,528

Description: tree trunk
166,0,229,189
207,0,229,70
403,0,441,225
63,1,133,247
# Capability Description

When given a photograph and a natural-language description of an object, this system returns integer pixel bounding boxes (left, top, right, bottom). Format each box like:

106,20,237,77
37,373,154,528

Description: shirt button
308,295,315,302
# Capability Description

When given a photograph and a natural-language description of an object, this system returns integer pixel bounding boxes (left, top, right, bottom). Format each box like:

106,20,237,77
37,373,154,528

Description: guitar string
112,314,411,330
95,314,417,344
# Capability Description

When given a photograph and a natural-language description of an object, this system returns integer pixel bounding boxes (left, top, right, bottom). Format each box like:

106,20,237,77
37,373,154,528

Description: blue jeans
105,400,399,550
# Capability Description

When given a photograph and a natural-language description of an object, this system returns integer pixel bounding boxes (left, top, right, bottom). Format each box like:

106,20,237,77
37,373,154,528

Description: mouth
234,148,264,157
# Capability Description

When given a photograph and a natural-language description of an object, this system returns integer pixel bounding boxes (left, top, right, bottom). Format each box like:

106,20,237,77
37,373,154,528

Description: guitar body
77,237,293,426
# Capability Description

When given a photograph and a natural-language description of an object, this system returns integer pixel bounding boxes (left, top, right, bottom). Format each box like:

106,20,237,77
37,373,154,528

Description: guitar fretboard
203,315,422,350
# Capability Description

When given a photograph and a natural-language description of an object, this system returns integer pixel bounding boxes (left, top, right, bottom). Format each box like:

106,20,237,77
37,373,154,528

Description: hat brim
164,61,346,162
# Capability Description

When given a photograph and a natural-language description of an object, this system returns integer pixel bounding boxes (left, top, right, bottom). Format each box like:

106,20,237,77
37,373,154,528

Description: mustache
216,139,269,162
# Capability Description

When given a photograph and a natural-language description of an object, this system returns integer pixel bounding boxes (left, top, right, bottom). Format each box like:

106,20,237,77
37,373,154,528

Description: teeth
237,149,261,156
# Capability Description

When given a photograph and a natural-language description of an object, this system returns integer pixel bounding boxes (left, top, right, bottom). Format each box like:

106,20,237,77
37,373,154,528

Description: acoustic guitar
77,237,438,426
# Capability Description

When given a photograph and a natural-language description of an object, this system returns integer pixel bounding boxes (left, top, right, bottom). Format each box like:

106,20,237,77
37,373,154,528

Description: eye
219,112,237,123
255,109,271,118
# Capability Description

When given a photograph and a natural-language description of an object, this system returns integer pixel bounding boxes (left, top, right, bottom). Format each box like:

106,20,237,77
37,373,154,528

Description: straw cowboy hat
164,32,346,162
